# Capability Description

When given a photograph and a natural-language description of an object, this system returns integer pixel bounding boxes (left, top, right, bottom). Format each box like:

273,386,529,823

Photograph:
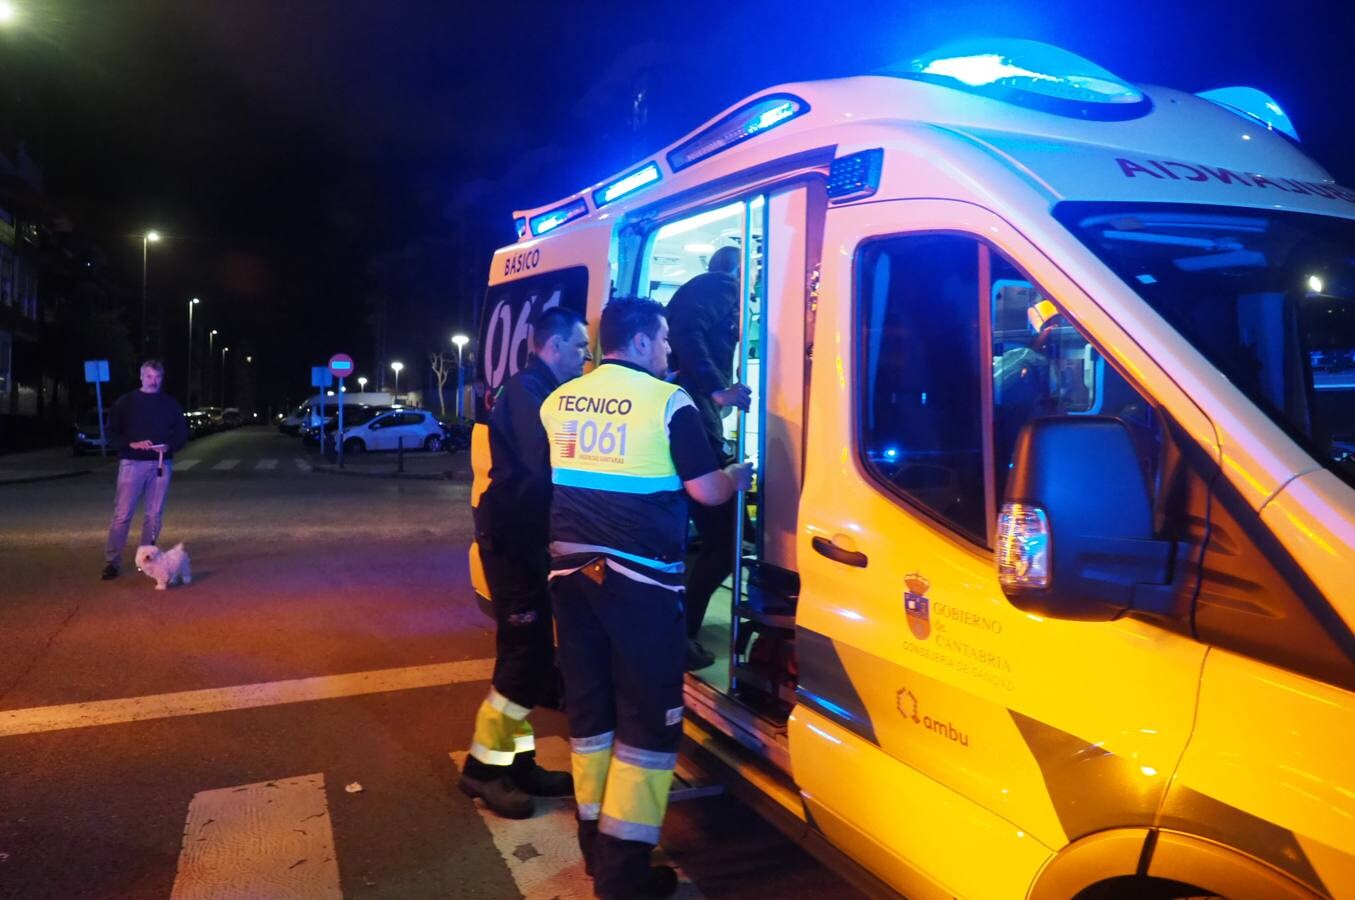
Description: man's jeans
105,459,173,564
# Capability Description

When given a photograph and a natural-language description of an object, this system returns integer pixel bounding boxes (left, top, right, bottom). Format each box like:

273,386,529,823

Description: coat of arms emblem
904,573,932,640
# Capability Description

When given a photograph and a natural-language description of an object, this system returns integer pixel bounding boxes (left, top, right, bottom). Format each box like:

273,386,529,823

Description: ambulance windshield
1056,201,1355,489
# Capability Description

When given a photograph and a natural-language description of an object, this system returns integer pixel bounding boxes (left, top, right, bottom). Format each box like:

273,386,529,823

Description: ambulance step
668,758,726,804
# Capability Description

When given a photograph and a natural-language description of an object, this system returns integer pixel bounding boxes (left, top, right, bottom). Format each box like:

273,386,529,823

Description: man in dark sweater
665,246,752,670
101,360,189,579
461,306,591,818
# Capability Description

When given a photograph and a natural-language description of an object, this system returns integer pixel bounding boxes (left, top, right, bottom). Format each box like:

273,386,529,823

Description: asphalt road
0,426,864,899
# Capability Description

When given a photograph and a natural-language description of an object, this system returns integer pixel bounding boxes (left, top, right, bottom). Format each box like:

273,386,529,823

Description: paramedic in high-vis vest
542,299,753,898
460,307,591,819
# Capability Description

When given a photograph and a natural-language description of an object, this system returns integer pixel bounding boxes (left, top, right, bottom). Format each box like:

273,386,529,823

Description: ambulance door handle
812,536,868,568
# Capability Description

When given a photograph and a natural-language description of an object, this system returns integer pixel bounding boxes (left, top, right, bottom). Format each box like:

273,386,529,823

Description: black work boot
101,563,120,581
594,835,678,899
512,751,574,797
578,817,598,877
459,760,533,819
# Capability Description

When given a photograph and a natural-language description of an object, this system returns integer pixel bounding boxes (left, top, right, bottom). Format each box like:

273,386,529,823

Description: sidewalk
308,447,471,481
0,446,116,485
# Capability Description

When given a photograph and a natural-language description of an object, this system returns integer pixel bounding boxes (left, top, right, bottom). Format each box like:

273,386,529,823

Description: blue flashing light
1197,86,1300,142
530,198,588,236
827,148,884,200
897,39,1150,121
667,93,809,172
514,217,527,238
593,162,662,207
883,445,899,460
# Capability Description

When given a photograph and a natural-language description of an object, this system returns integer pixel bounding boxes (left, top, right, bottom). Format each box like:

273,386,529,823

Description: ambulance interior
639,193,807,725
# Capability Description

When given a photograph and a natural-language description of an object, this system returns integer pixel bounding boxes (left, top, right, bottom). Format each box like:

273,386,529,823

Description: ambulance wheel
344,438,366,454
424,434,443,452
1075,876,1218,899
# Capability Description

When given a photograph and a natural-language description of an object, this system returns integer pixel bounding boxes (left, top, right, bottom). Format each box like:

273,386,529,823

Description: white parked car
336,408,444,453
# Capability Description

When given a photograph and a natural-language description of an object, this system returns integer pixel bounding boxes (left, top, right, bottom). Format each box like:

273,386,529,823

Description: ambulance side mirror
995,417,1175,621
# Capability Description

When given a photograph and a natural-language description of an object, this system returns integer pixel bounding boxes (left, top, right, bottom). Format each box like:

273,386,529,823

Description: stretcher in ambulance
469,40,1355,899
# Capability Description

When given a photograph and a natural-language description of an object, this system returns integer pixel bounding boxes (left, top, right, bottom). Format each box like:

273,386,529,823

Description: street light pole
208,330,219,404
186,297,199,404
390,361,403,398
140,230,160,352
451,334,469,418
221,346,230,405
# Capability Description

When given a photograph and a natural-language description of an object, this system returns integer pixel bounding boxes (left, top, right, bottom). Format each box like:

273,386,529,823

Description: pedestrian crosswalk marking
451,737,704,899
175,459,200,471
171,773,341,900
0,658,494,738
255,458,278,470
210,459,239,471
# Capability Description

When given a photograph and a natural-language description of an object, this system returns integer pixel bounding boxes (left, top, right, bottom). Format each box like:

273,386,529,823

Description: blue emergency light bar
514,216,528,238
1197,86,1299,142
898,39,1150,121
667,93,809,172
593,162,662,207
530,198,589,236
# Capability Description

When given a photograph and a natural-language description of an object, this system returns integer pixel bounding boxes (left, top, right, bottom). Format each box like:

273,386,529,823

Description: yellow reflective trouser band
571,731,615,821
468,687,534,767
599,741,678,845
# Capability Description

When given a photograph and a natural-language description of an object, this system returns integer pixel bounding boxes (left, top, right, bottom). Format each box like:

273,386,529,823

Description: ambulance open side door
790,199,1209,899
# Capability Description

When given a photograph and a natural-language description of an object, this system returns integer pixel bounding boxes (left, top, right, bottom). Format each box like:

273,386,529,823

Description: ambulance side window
989,268,1161,503
857,235,987,543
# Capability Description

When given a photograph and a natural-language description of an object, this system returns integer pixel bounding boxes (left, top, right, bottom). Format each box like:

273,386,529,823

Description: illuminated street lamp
357,376,367,390
451,333,469,418
186,298,200,403
0,2,19,25
390,361,404,396
140,230,161,350
221,346,230,405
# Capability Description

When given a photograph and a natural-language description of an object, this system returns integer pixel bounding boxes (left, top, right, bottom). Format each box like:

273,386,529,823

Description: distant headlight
76,432,88,439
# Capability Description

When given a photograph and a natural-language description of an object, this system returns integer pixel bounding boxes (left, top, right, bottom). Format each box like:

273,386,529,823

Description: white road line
175,459,200,471
295,458,312,471
0,658,494,738
211,459,239,471
451,737,705,899
255,458,278,470
171,773,341,900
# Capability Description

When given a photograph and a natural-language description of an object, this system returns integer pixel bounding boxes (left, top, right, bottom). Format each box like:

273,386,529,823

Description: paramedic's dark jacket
665,271,739,452
474,356,560,545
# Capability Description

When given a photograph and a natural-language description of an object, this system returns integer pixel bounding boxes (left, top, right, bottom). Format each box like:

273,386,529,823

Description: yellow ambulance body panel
471,41,1355,897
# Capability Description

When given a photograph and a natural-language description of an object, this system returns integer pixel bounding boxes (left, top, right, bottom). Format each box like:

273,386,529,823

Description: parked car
304,404,392,448
185,409,214,439
72,410,110,455
336,408,444,453
438,416,473,453
221,407,243,428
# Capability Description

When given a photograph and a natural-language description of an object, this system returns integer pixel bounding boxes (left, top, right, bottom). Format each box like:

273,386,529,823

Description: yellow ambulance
470,40,1355,898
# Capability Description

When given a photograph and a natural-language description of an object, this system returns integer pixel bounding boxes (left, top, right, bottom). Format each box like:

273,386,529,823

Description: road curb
308,464,460,482
0,469,92,486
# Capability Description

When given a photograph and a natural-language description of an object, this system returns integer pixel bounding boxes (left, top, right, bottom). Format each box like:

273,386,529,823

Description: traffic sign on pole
328,353,354,379
84,360,110,457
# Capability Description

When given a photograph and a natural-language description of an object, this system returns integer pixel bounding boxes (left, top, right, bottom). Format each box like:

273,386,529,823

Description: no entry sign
328,353,354,379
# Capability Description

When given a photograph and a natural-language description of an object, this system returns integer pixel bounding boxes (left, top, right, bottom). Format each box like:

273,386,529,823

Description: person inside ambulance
665,245,752,670
542,299,753,898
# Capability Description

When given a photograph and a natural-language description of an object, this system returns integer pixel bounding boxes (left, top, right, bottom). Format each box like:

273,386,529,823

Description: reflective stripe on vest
542,363,684,493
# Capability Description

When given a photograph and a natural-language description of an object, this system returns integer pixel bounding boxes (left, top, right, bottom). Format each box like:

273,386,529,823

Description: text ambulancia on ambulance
468,39,1355,900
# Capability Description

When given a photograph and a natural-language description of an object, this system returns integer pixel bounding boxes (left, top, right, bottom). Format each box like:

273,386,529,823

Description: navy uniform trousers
551,559,687,899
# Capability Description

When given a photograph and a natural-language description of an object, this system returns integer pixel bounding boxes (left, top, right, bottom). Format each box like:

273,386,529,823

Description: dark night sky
2,0,1353,407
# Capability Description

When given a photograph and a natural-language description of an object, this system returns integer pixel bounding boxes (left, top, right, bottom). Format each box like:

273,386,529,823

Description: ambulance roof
508,40,1352,246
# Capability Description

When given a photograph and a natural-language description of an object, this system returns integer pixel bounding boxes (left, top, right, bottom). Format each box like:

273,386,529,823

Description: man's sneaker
514,763,573,797
100,563,120,581
685,639,715,671
459,773,532,819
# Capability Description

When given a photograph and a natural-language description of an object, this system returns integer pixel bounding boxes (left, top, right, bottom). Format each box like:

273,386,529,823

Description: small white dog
135,543,192,590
